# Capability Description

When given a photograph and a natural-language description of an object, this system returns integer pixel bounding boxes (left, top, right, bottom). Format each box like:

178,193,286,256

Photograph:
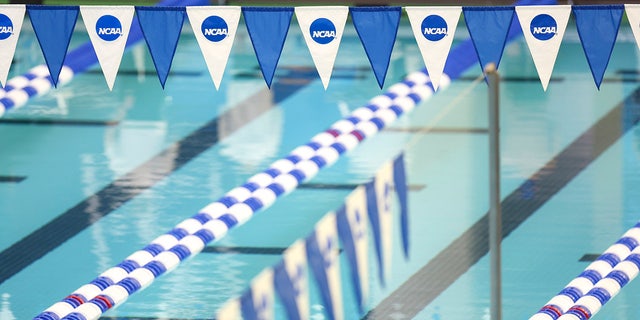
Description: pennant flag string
242,6,294,88
463,6,515,73
515,5,571,91
406,6,461,91
350,6,401,89
186,6,241,90
26,5,78,87
274,240,309,320
81,5,135,91
295,6,348,90
135,6,185,88
336,186,370,314
573,4,624,89
0,5,24,88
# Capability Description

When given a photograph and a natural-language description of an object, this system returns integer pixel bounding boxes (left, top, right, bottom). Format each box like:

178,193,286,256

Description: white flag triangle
516,5,570,91
80,6,134,91
375,160,394,282
0,5,25,87
187,6,240,90
216,298,241,320
626,5,640,54
405,7,460,91
295,6,348,90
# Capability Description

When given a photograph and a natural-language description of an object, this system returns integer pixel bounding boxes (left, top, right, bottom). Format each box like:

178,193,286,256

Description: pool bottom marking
0,67,317,286
0,118,120,126
385,127,489,134
363,80,640,319
0,176,25,183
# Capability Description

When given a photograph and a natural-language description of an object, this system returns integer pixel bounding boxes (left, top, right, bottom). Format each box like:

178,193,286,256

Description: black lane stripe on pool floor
0,118,120,126
0,71,315,286
363,85,640,319
0,176,26,183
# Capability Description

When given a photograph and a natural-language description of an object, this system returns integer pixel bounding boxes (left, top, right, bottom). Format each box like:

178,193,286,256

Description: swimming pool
2,10,640,320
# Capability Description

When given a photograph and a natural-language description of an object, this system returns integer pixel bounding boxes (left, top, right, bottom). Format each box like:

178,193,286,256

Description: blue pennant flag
393,154,409,259
135,6,185,88
306,213,343,320
273,240,308,320
242,7,293,88
240,269,275,320
350,7,401,88
27,5,78,87
463,6,514,72
573,5,623,89
336,186,369,314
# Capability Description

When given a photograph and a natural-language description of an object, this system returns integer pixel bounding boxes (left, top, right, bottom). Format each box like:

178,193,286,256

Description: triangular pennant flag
626,5,640,53
573,5,623,89
274,239,309,320
295,6,348,90
336,186,369,314
0,5,24,87
306,212,343,320
27,5,78,87
241,268,275,320
135,6,185,88
463,6,514,72
350,7,401,88
186,6,241,90
365,160,394,286
405,6,460,91
81,6,134,91
393,153,409,260
242,7,293,88
217,298,242,320
516,5,571,91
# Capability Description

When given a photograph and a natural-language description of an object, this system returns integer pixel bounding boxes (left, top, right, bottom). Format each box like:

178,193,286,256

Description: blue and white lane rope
35,70,445,320
558,245,640,320
35,1,554,318
0,0,208,119
530,222,640,320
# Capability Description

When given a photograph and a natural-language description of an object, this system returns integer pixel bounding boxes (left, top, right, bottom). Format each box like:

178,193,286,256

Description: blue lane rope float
34,0,554,318
0,0,209,119
529,222,640,320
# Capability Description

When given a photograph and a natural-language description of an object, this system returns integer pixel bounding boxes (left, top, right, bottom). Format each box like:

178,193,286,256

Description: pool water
2,14,640,320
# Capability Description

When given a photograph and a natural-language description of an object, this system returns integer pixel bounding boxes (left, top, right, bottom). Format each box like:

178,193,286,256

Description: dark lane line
363,84,640,319
0,118,120,126
0,176,26,183
0,72,315,285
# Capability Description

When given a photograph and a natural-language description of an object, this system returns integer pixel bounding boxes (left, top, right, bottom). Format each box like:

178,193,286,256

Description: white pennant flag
187,6,240,90
338,185,369,310
374,160,394,282
216,298,241,320
405,6,460,91
306,212,343,320
81,6,134,91
295,6,348,90
626,5,640,54
0,5,24,87
516,5,570,91
241,268,275,320
274,239,309,320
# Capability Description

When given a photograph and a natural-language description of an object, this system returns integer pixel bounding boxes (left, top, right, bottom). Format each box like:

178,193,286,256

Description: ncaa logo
0,14,13,40
96,15,123,41
201,15,228,42
310,18,336,45
530,14,557,41
421,15,447,41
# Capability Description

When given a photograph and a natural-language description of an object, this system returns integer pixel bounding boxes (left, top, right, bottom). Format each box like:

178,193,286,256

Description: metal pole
486,63,502,320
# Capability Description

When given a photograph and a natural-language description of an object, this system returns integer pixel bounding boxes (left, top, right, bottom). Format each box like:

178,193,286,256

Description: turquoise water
1,17,640,320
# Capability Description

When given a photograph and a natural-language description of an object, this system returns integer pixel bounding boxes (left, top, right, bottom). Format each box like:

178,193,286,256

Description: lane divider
530,222,640,320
